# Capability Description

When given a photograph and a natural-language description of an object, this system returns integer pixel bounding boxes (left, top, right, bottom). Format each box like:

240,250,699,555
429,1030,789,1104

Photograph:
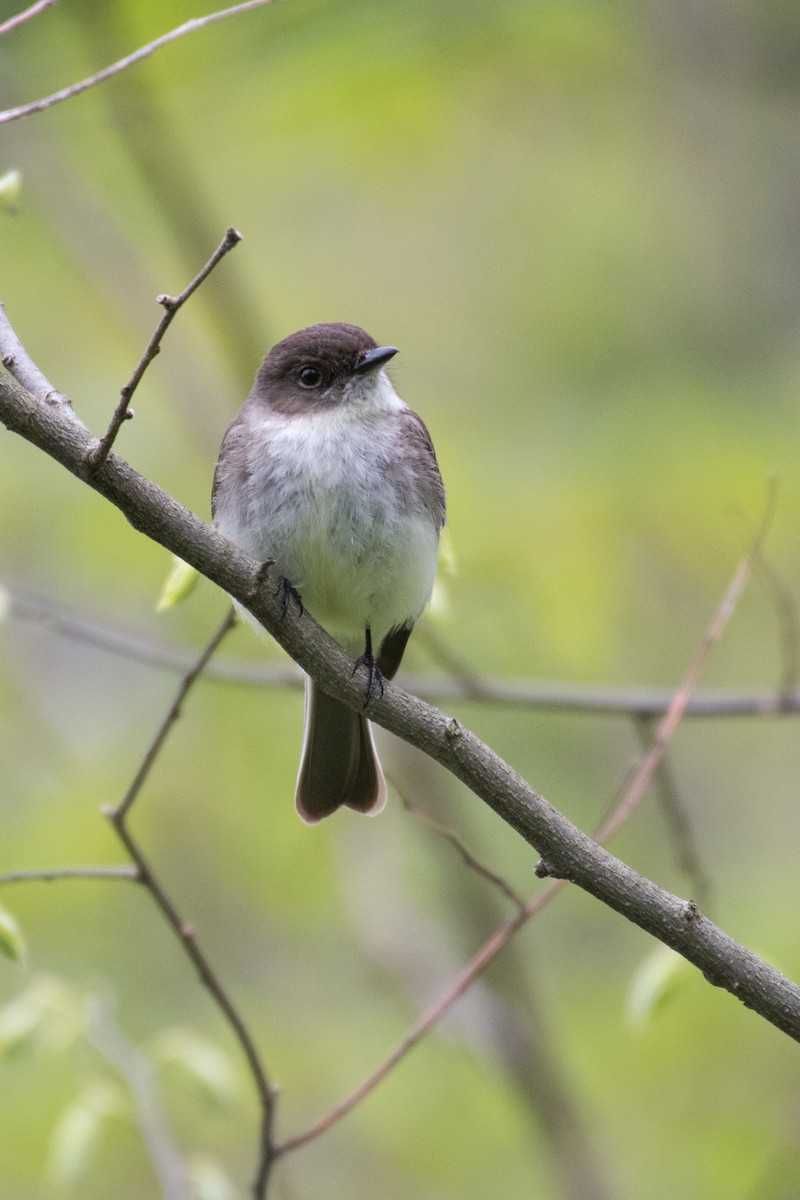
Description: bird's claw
353,653,385,709
275,576,303,618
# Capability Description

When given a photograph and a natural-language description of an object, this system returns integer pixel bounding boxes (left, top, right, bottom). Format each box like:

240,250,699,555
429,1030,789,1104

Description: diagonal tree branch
111,607,237,823
591,498,772,849
2,317,800,1043
399,792,526,911
0,0,276,125
0,0,56,40
633,715,713,909
273,896,540,1157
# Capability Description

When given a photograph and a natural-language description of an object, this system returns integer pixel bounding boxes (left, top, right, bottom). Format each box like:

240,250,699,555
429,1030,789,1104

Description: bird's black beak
354,345,398,374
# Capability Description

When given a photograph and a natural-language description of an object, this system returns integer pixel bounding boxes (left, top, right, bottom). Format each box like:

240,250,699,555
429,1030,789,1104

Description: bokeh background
2,0,800,1197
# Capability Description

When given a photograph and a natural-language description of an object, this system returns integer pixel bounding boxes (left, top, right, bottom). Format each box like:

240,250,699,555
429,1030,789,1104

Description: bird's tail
295,677,387,823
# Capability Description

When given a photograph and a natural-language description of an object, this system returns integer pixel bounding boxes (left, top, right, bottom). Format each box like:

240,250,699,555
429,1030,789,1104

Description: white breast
215,379,440,651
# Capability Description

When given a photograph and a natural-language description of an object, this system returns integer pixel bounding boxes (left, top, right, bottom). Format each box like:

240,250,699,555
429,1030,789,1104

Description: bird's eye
299,366,322,389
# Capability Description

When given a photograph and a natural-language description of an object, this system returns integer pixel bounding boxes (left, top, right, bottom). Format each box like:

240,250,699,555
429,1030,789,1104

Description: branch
592,500,770,847
0,866,138,885
99,610,278,1197
90,227,242,469
274,897,540,1156
111,608,237,823
633,716,712,909
0,1,276,125
6,582,800,717
0,0,56,39
756,550,800,695
400,793,526,911
2,320,800,1044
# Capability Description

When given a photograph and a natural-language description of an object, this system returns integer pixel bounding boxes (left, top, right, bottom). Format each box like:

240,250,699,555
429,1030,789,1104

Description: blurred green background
2,0,800,1196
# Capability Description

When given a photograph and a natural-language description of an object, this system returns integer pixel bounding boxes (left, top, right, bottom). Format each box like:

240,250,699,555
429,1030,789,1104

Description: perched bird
212,323,446,822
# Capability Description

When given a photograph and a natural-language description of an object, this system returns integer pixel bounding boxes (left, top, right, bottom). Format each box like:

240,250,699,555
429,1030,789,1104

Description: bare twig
103,608,277,1199
601,491,775,901
0,0,276,124
3,579,301,683
107,820,278,1198
413,623,495,700
0,0,56,38
86,996,189,1200
633,716,712,910
90,227,242,468
111,608,236,822
755,551,800,696
6,582,800,717
273,895,543,1156
0,866,138,885
593,494,772,847
400,793,526,911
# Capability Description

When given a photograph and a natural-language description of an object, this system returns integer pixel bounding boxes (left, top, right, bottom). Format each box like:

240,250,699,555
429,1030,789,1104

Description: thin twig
755,551,800,696
274,894,547,1157
90,227,242,468
103,608,277,1199
633,716,712,911
2,580,300,683
0,0,276,124
414,623,495,700
593,491,773,847
112,608,237,822
86,995,189,1200
5,582,800,717
0,866,138,885
0,0,56,39
400,793,526,911
105,820,277,1197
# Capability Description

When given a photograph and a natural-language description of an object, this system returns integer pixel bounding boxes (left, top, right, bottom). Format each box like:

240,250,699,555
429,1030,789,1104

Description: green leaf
0,977,83,1062
47,1080,127,1189
151,1027,241,1111
188,1153,243,1200
626,944,691,1027
0,989,47,1060
0,169,21,213
0,906,26,964
429,526,457,619
156,555,200,611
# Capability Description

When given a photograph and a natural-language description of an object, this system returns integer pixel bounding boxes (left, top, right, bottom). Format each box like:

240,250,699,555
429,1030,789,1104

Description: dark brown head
252,323,399,414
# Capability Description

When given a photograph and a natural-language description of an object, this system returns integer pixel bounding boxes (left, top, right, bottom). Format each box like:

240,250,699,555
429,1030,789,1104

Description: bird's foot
275,576,303,619
353,652,385,709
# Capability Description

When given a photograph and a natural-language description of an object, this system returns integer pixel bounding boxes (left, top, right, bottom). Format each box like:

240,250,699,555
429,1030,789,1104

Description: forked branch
91,227,242,469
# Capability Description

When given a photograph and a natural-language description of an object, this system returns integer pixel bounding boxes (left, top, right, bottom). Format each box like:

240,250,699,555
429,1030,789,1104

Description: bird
212,322,446,822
